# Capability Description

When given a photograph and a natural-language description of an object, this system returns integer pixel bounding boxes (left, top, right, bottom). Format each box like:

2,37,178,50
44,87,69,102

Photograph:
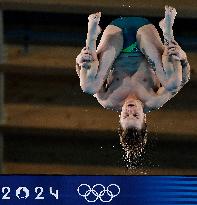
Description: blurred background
0,0,196,175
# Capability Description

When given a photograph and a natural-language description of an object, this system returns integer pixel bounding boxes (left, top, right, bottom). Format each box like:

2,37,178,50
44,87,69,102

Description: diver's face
120,99,145,130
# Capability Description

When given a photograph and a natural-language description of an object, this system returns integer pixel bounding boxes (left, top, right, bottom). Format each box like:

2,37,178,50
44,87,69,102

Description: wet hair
118,121,147,161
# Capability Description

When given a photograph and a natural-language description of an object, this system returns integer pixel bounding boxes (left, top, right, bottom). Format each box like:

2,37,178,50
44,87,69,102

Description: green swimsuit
110,17,151,55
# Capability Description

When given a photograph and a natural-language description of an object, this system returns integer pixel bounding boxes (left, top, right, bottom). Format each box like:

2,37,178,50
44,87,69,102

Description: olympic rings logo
77,184,120,203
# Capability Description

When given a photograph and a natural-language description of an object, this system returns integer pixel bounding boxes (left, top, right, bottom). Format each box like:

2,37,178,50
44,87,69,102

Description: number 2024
1,187,59,200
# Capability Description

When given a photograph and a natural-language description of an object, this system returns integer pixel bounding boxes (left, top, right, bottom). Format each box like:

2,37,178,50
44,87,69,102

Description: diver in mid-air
76,6,190,159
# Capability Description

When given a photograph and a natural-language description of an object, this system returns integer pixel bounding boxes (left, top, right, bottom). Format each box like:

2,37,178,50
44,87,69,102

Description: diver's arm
180,57,190,86
162,40,190,91
145,87,174,109
76,45,118,95
76,48,101,94
146,60,190,110
146,45,190,109
161,42,182,92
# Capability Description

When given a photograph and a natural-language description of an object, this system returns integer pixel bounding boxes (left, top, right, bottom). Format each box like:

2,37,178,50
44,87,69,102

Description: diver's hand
76,46,100,93
162,40,184,93
167,40,187,61
76,47,98,69
163,40,186,62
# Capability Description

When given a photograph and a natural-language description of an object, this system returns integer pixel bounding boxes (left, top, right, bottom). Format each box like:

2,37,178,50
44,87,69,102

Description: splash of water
121,134,159,174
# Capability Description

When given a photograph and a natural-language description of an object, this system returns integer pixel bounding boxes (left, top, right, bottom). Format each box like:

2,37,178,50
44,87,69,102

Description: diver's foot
88,12,102,39
165,5,177,28
160,5,177,44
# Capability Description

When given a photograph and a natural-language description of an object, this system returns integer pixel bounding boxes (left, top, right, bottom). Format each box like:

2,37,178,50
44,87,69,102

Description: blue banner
0,176,197,205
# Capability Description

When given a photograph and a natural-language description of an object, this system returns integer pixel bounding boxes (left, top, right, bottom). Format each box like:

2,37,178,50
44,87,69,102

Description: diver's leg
95,24,123,81
137,6,177,87
86,12,123,73
159,6,180,79
86,12,123,58
137,23,166,85
76,13,123,93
